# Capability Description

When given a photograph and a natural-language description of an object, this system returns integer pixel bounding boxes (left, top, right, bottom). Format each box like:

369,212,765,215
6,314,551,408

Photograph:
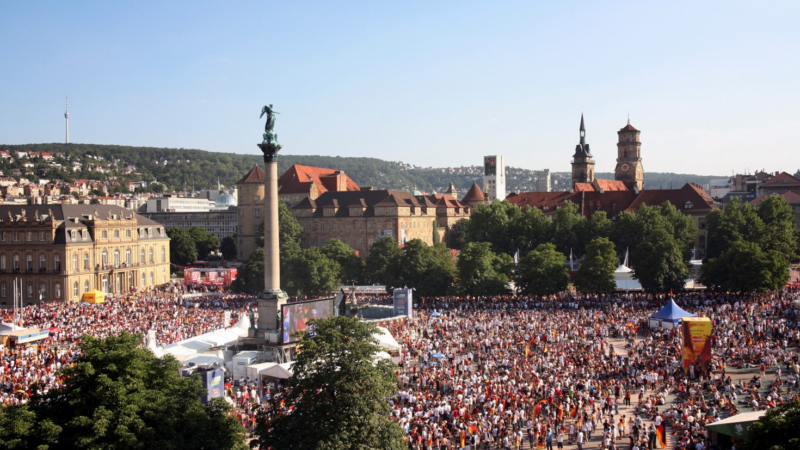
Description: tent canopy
650,299,696,320
705,411,766,439
373,326,401,352
262,362,294,379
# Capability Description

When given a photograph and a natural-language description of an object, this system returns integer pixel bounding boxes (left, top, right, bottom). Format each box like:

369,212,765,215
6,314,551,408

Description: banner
393,289,413,319
681,317,712,377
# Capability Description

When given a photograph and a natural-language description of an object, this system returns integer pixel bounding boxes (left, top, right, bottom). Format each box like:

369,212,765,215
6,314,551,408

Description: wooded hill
1,143,733,194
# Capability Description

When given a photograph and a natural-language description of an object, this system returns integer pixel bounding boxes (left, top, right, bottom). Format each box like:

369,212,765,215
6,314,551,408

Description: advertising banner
393,289,413,319
681,317,712,377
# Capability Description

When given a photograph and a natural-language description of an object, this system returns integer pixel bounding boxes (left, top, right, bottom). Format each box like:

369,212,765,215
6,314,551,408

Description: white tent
373,326,401,352
247,362,277,380
262,362,294,379
614,264,642,291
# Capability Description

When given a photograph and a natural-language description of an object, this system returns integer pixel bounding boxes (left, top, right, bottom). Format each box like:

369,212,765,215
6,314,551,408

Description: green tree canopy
705,198,764,260
550,201,584,257
252,316,405,450
231,247,264,294
508,206,552,254
466,201,520,254
700,240,789,293
220,235,237,260
391,240,455,296
321,238,366,285
515,243,569,296
0,333,247,450
741,399,800,450
447,219,470,250
187,226,219,259
757,195,798,261
167,227,198,266
574,237,617,293
632,228,689,293
365,237,402,285
455,242,511,296
288,247,341,296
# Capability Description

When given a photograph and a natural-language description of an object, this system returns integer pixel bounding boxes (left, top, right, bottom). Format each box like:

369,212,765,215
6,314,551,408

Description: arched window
84,253,90,270
149,248,154,263
13,254,19,271
72,254,78,271
624,150,628,158
53,255,61,272
141,249,145,264
101,251,108,266
73,282,79,298
26,254,32,272
128,272,133,288
161,247,165,262
39,254,46,271
39,283,46,299
141,272,146,286
27,283,33,298
150,272,154,285
54,283,61,299
84,281,90,293
125,249,131,266
114,250,120,268
0,282,6,297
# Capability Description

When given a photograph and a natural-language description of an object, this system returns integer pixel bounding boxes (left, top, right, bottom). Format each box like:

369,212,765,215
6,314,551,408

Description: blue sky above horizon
2,1,798,176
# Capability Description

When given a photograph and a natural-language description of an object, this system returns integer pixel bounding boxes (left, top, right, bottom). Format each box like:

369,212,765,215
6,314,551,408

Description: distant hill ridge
0,143,723,194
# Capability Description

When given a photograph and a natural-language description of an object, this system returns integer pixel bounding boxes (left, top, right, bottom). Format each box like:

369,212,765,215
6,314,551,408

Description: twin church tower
571,114,644,191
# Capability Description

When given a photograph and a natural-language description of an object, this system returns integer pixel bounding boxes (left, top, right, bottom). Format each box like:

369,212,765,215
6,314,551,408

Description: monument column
256,104,288,335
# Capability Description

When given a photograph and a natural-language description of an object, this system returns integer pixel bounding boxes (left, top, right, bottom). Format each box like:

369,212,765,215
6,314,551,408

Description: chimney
634,185,640,194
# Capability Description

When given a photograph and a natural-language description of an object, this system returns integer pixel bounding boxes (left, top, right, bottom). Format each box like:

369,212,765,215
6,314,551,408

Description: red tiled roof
506,191,573,211
619,124,638,132
461,183,485,202
761,172,800,186
594,179,629,192
750,190,800,205
626,184,715,213
278,164,360,195
573,183,595,192
237,165,265,184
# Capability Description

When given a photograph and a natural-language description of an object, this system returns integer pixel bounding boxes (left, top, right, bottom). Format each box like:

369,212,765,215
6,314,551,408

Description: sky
1,1,798,176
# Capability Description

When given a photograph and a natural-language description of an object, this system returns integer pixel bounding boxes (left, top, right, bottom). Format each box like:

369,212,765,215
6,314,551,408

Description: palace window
72,254,78,271
13,254,19,270
161,247,166,262
102,251,108,266
26,232,32,242
126,229,131,239
54,255,61,272
149,248,154,263
102,231,107,239
0,282,5,297
26,254,32,272
27,283,33,298
84,253,90,270
126,249,132,265
254,209,261,217
12,232,18,242
73,282,78,298
114,250,120,268
0,254,5,271
0,232,4,242
141,249,145,264
114,230,120,239
54,283,61,299
40,232,45,242
84,281,90,293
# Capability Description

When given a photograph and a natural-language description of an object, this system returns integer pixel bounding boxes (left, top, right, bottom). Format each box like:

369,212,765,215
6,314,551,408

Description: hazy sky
2,1,798,176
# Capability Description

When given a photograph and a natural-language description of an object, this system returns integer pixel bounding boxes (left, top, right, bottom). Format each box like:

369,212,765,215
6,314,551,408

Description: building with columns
0,205,170,305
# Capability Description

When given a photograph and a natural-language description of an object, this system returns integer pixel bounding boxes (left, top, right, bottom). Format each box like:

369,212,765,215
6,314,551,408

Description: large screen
281,299,334,344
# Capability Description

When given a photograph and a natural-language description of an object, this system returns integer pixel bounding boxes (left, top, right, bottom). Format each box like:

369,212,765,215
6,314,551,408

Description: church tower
614,119,644,191
571,114,595,186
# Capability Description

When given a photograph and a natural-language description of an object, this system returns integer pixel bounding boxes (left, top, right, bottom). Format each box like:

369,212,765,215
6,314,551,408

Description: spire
579,113,586,145
627,112,630,125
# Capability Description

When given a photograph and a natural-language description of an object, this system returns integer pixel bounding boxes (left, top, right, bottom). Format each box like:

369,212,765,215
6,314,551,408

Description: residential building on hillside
0,205,170,305
292,189,472,259
145,196,213,213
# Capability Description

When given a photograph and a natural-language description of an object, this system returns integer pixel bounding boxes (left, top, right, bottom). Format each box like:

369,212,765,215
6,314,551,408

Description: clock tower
571,114,595,186
614,120,644,191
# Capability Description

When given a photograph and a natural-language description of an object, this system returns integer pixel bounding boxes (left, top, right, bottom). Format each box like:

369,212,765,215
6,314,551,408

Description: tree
757,195,798,261
550,201,584,257
391,240,455,296
251,316,404,450
220,235,237,260
288,248,341,296
447,219,470,250
515,243,569,296
700,241,789,292
365,237,402,285
632,228,689,293
1,333,247,450
609,211,642,260
508,206,551,254
574,237,617,293
432,221,441,245
576,211,612,256
188,226,219,259
321,239,366,285
456,242,511,296
167,227,198,266
705,198,763,259
466,201,520,254
231,248,264,294
741,399,800,450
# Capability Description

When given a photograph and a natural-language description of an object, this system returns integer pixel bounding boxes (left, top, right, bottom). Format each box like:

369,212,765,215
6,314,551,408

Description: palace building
0,205,170,305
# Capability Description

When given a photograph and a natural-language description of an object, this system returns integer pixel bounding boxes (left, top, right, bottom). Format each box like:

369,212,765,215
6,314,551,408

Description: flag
525,345,530,358
569,248,574,270
514,249,520,266
570,406,577,418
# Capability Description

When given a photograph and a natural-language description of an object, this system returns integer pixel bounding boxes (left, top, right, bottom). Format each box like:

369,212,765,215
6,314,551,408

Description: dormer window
70,230,76,240
685,201,693,209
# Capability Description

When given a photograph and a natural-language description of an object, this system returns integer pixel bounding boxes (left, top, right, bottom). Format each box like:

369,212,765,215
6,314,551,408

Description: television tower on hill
64,96,69,144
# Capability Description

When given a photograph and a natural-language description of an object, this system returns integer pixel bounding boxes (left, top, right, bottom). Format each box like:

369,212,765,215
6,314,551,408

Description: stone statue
20,209,26,221
34,210,39,221
107,210,113,220
7,211,12,222
48,209,54,221
94,210,99,219
258,104,283,162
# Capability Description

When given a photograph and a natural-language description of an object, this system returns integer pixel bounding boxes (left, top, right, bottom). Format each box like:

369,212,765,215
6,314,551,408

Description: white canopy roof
262,362,294,379
373,326,401,352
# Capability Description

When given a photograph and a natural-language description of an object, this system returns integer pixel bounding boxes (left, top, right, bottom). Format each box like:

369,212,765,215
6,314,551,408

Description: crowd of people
0,285,255,405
